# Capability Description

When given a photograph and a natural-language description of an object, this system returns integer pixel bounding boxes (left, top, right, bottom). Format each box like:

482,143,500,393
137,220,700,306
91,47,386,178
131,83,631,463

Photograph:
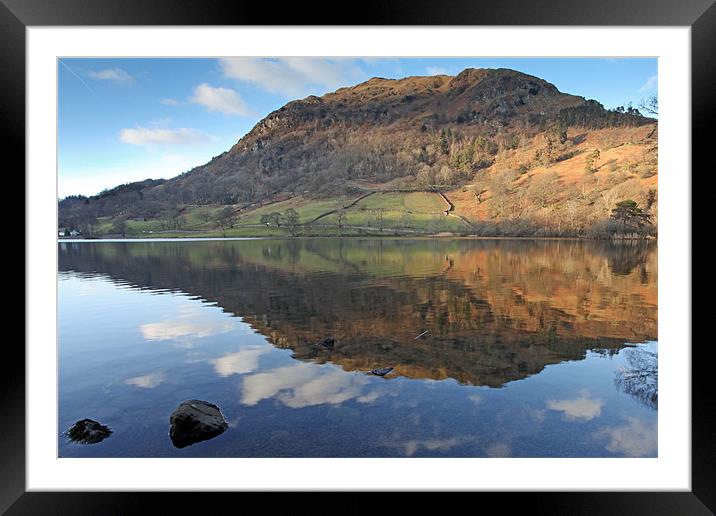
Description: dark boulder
318,337,335,349
169,400,228,449
65,418,112,444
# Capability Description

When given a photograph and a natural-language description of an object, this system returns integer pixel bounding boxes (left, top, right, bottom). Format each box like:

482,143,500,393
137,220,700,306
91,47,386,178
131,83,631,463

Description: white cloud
210,347,268,377
596,417,657,457
241,362,380,408
426,66,448,76
88,68,134,83
119,126,211,147
190,83,249,116
125,370,165,389
160,98,180,106
545,390,604,421
219,57,366,98
639,74,658,92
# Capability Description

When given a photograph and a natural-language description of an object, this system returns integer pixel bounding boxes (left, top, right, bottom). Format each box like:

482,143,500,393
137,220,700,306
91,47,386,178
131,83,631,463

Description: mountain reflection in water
59,238,656,387
58,238,657,458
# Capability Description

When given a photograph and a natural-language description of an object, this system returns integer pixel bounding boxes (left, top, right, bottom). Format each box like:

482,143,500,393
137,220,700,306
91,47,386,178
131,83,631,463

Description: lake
58,238,657,457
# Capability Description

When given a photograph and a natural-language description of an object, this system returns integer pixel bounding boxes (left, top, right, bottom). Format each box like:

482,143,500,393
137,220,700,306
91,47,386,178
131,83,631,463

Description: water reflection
595,417,658,457
58,238,658,458
210,347,269,377
241,362,382,408
59,239,657,388
140,305,234,345
125,371,165,389
615,343,658,410
545,389,604,421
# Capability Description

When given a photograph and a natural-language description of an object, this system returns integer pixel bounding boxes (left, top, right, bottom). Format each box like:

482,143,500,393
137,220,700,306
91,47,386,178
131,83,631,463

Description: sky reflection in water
58,238,657,457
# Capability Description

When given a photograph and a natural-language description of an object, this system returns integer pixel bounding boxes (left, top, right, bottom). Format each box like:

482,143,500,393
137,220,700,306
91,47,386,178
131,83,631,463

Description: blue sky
58,57,657,198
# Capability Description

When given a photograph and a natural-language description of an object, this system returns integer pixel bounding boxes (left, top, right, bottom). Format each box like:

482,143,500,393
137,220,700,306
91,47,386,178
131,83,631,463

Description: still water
58,238,657,457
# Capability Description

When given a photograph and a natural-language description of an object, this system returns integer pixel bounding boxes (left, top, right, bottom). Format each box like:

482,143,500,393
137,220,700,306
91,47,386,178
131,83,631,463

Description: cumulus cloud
596,417,657,457
88,68,134,83
426,66,448,76
210,347,268,377
119,126,211,147
545,390,604,421
219,57,366,98
241,362,380,408
125,370,165,389
639,74,658,92
190,83,249,115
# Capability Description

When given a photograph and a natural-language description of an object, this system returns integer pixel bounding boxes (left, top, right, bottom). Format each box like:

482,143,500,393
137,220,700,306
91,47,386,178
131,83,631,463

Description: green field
86,191,471,238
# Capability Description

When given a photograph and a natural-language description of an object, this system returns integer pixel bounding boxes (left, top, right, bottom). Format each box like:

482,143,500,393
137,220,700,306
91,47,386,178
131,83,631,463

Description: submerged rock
66,418,112,444
370,367,394,377
169,399,228,449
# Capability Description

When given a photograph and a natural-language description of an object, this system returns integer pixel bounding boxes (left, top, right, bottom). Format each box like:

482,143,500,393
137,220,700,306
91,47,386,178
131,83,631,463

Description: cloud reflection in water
241,362,382,408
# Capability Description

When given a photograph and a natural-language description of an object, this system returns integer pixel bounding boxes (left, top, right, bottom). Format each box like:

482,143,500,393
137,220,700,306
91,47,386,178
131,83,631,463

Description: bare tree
615,346,657,409
371,209,385,232
336,208,347,234
638,95,658,117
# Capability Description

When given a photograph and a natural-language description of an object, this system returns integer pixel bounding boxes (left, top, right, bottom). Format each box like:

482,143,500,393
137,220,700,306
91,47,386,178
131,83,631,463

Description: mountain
59,68,657,237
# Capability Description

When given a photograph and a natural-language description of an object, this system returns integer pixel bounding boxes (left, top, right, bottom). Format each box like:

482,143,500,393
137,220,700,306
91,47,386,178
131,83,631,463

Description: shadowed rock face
169,400,229,449
65,418,112,444
59,239,657,388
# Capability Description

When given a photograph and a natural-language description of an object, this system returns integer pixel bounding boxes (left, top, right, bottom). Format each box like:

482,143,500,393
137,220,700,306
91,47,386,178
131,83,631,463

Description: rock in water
370,367,394,377
319,337,335,348
66,418,112,444
169,400,228,449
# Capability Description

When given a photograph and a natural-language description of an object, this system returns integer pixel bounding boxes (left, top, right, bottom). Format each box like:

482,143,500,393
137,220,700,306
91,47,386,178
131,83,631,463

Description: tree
112,217,128,237
268,212,283,228
336,208,347,234
371,209,385,231
215,207,238,230
615,346,657,409
638,95,658,117
610,199,651,235
548,121,568,144
284,208,300,236
584,149,601,174
437,129,449,155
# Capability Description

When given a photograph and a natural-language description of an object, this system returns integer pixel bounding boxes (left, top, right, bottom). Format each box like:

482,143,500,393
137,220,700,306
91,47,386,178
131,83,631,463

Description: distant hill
59,68,657,237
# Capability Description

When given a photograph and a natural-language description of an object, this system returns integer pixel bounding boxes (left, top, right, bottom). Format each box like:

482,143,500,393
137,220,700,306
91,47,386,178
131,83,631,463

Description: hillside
59,68,657,238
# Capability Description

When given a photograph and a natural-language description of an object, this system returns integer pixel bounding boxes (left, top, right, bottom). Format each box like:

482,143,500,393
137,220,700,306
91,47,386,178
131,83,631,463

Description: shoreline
58,234,658,243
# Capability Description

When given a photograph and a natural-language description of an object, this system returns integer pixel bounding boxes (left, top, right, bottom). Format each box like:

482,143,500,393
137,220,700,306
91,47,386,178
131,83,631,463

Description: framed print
6,0,710,512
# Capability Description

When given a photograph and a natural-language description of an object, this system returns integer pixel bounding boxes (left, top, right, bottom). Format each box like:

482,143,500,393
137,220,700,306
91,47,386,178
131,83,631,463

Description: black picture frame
6,0,709,513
